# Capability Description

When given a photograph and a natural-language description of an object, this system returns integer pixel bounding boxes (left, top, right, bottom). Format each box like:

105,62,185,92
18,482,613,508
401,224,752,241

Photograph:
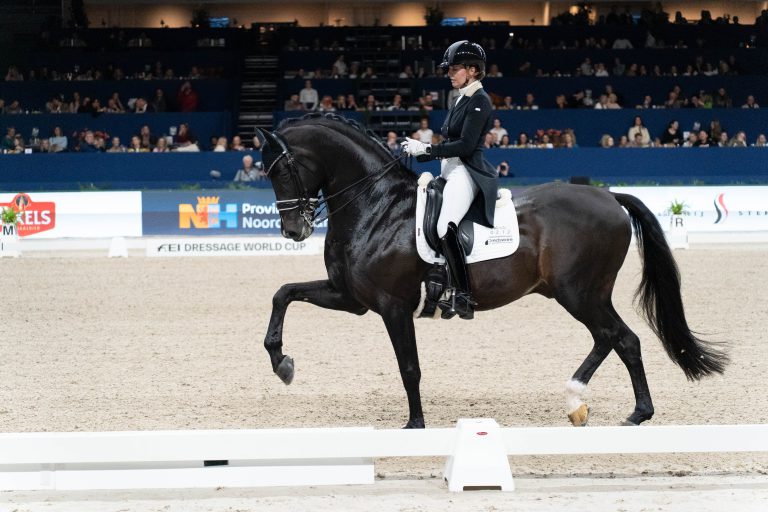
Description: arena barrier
1,420,767,492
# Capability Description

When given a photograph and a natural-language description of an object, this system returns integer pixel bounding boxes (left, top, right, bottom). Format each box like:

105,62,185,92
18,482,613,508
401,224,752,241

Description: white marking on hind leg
565,379,588,415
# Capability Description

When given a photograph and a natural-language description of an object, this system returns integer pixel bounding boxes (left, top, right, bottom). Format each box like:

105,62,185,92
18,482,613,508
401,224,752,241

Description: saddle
423,178,475,256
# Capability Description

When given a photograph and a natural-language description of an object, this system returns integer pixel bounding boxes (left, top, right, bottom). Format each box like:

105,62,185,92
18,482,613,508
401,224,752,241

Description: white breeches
437,158,479,238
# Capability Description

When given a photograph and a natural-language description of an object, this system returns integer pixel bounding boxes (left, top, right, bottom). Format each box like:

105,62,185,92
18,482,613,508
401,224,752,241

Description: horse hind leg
561,299,654,426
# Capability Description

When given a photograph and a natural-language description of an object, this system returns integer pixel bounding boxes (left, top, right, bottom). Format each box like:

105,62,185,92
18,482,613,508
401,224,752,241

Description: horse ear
258,128,280,151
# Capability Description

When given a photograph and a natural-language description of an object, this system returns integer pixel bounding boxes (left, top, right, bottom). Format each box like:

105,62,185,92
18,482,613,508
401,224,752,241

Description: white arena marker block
108,236,128,258
0,223,21,258
668,215,689,250
443,418,514,492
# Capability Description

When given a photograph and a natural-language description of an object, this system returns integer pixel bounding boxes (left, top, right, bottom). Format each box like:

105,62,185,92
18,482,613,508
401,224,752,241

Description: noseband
265,132,319,228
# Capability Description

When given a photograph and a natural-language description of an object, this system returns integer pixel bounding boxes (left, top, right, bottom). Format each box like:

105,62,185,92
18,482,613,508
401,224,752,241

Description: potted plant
668,199,688,230
1,207,21,257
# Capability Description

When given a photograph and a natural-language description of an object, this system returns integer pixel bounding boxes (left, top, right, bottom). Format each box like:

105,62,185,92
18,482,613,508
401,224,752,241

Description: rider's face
447,65,467,89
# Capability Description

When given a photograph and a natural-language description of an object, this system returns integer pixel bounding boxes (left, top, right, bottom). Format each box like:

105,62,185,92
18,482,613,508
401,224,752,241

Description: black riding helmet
439,40,487,71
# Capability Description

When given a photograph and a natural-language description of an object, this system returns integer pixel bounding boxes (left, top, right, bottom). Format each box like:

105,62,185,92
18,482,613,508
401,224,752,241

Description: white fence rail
1,420,767,492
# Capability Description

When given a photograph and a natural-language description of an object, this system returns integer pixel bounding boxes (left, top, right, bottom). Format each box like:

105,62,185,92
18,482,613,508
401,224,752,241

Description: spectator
360,66,377,79
284,94,304,111
498,134,513,148
299,80,319,110
152,137,170,152
753,134,768,147
611,57,626,76
710,120,724,141
696,130,712,147
628,132,648,148
213,136,228,152
251,135,262,150
46,96,64,113
10,134,25,153
659,120,682,146
111,92,126,112
682,132,699,147
594,62,609,77
483,132,497,148
68,92,81,113
742,95,759,109
398,65,415,79
416,118,433,144
385,131,400,156
151,89,167,113
717,132,730,147
627,116,651,145
79,131,100,152
107,136,126,153
5,100,22,114
139,125,157,149
177,81,199,112
230,135,246,151
561,130,578,148
49,126,68,152
38,139,51,153
363,94,378,112
606,93,621,109
612,36,634,49
497,160,511,176
1,127,16,151
600,133,613,149
538,133,554,148
233,154,260,182
490,118,508,145
105,98,124,113
730,131,748,147
617,135,630,147
487,63,503,77
133,97,153,113
521,92,538,110
498,96,514,110
127,135,148,152
334,95,347,110
331,55,347,77
345,94,359,111
713,87,732,108
636,95,653,109
516,132,530,147
5,65,24,81
387,94,405,111
317,95,336,112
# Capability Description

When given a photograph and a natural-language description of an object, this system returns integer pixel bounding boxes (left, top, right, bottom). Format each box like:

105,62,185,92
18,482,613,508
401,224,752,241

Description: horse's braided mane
276,112,393,156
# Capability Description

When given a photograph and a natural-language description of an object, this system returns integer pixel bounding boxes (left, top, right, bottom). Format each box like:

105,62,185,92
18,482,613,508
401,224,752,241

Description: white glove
401,137,430,157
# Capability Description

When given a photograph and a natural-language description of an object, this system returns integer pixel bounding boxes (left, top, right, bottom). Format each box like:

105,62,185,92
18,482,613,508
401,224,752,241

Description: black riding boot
438,223,475,320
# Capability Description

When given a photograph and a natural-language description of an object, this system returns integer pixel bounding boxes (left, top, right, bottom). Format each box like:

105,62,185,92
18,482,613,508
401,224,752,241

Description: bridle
265,131,406,229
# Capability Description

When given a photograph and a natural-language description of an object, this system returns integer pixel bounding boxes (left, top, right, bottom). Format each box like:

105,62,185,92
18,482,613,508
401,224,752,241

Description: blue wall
0,112,232,151
2,148,767,191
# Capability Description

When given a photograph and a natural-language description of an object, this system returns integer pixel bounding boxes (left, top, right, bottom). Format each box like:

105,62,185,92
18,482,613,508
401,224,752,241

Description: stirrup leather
438,223,475,320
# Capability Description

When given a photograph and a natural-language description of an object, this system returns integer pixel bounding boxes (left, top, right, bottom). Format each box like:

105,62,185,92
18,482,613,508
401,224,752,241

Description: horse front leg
265,280,367,384
381,307,424,429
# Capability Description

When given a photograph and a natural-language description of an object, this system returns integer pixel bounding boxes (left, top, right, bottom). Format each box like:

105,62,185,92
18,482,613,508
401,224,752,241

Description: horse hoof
568,404,590,427
620,419,639,426
402,418,425,429
276,356,295,385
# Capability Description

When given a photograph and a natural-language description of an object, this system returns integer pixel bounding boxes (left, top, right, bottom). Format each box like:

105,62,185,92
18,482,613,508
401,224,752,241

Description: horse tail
612,192,729,380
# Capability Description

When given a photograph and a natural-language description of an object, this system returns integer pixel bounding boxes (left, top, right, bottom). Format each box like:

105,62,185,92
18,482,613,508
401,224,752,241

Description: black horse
258,114,727,428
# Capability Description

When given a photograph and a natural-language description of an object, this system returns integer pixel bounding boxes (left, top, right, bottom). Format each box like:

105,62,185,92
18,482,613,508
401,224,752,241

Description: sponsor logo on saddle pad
0,193,56,237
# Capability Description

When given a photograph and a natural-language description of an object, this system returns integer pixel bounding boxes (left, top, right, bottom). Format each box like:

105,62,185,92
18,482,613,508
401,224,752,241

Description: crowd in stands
4,63,217,83
0,122,261,155
0,80,200,116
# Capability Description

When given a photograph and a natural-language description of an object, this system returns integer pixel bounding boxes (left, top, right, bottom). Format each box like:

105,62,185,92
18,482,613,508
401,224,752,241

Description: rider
401,40,499,320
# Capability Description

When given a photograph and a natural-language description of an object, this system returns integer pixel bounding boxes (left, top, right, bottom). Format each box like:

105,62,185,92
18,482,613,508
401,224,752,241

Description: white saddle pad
415,172,520,265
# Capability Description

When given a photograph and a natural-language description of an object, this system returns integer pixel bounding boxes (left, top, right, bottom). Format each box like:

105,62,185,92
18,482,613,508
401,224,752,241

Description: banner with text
141,190,328,236
609,186,768,231
0,191,142,238
146,237,322,257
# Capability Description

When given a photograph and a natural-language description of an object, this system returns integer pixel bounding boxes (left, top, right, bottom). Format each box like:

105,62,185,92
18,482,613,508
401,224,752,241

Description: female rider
401,40,499,320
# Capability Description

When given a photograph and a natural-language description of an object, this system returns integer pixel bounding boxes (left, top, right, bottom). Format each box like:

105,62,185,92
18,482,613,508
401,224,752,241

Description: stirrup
438,289,475,320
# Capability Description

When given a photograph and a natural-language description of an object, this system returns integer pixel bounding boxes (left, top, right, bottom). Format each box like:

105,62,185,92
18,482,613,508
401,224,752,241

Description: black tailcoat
429,87,498,228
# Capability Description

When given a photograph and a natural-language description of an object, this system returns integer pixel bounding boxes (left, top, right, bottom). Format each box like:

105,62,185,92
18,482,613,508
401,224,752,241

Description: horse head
258,128,322,242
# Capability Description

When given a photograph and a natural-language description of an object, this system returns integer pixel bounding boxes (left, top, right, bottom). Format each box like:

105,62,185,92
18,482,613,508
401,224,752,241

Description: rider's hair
463,59,486,81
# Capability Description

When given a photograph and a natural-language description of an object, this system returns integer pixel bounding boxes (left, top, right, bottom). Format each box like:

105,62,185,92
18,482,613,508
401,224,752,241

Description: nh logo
178,196,238,229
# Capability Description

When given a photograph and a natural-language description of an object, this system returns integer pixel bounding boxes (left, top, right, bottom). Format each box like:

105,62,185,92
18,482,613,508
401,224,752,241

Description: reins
266,130,407,227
